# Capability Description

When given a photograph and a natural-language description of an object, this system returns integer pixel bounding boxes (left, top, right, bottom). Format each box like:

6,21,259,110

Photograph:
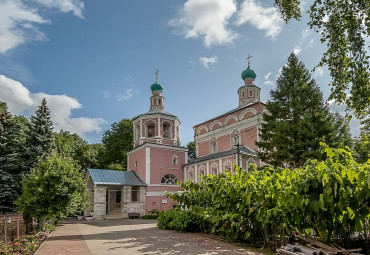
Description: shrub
158,145,370,249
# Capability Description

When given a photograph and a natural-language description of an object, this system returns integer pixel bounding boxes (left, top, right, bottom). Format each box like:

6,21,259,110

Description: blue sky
0,0,360,145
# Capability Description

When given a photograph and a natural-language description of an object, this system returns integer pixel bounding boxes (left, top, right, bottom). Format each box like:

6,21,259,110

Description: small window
213,169,218,175
153,99,156,105
116,191,121,203
249,91,252,96
233,136,240,145
159,99,162,105
131,187,139,202
211,143,217,153
161,174,179,185
134,161,138,168
172,155,178,165
242,91,245,97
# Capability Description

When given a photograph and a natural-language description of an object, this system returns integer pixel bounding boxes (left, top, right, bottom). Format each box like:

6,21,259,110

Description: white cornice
128,142,188,155
195,115,262,143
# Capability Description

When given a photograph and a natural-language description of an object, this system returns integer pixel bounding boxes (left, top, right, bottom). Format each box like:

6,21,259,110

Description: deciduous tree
274,0,370,118
17,153,88,230
101,118,133,170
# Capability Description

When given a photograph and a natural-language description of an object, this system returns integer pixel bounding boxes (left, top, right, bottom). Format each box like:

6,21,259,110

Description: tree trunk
38,216,47,231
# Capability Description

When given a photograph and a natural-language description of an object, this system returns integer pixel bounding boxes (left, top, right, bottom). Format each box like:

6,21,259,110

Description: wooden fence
0,214,26,243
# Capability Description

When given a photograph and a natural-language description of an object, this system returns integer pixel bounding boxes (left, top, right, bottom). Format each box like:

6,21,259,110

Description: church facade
183,63,267,182
126,63,266,212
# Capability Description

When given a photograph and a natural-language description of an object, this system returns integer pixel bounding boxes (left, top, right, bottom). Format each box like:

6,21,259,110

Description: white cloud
301,28,311,39
264,80,274,86
116,89,134,101
0,0,48,53
313,67,324,78
293,46,302,55
0,74,105,138
236,0,283,39
0,0,84,54
103,90,111,98
264,72,272,80
169,0,238,47
34,0,84,18
199,56,218,69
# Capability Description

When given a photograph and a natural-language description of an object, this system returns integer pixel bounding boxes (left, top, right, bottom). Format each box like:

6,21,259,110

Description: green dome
150,82,163,92
241,66,257,80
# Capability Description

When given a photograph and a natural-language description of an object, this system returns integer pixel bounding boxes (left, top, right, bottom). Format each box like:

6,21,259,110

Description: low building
85,169,147,219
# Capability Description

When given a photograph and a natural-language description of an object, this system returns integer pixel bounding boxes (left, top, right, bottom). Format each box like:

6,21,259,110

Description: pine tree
25,98,54,168
0,107,24,212
257,53,336,168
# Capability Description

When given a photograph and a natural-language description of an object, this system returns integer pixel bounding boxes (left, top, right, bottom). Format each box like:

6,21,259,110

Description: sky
0,0,361,145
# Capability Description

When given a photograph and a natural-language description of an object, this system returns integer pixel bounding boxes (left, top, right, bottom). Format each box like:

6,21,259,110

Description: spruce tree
257,53,336,168
25,98,54,168
0,107,23,212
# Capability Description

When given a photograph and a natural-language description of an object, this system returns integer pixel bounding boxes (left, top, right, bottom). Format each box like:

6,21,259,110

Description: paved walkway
36,219,261,255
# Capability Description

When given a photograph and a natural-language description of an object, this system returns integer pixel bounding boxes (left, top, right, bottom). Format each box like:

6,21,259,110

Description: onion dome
150,82,163,92
241,66,257,81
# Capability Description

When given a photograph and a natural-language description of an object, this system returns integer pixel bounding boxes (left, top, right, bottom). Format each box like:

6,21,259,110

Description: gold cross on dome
245,54,253,67
155,68,159,82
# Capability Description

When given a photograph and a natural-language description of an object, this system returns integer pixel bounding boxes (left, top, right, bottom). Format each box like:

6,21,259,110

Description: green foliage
25,98,53,170
53,130,105,171
274,0,370,118
142,209,160,219
157,208,200,232
0,109,25,212
101,118,133,170
16,152,89,224
257,53,336,167
354,117,370,163
159,146,370,248
186,141,196,157
331,113,353,149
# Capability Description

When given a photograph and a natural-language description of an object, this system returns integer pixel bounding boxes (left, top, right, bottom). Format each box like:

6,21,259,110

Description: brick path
36,219,261,255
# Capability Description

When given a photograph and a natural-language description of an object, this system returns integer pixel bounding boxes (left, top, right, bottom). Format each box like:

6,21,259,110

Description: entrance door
106,190,122,215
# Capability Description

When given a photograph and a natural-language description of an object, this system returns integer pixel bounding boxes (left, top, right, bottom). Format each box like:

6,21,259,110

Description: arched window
161,174,178,185
189,172,193,181
223,159,232,171
210,162,218,175
146,121,155,138
172,155,178,165
163,122,172,138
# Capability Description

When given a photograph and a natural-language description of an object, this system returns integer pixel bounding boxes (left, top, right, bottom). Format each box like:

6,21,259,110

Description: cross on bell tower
246,54,253,68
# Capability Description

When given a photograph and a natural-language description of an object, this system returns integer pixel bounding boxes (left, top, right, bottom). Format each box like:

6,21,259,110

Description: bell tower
238,54,261,107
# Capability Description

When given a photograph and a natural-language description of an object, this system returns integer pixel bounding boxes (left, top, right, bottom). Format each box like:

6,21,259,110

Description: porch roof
87,169,147,186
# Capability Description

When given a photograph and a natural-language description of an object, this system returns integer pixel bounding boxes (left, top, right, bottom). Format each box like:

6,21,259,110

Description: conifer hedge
158,145,370,249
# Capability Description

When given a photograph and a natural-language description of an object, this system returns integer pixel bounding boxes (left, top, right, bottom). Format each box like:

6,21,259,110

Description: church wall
198,141,210,157
217,134,231,152
241,126,258,151
149,147,185,184
128,147,147,181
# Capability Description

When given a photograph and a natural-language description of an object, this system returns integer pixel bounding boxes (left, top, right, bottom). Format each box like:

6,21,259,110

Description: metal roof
87,169,147,186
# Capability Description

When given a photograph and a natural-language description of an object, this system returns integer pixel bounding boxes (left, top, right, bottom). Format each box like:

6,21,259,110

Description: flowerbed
0,231,49,255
